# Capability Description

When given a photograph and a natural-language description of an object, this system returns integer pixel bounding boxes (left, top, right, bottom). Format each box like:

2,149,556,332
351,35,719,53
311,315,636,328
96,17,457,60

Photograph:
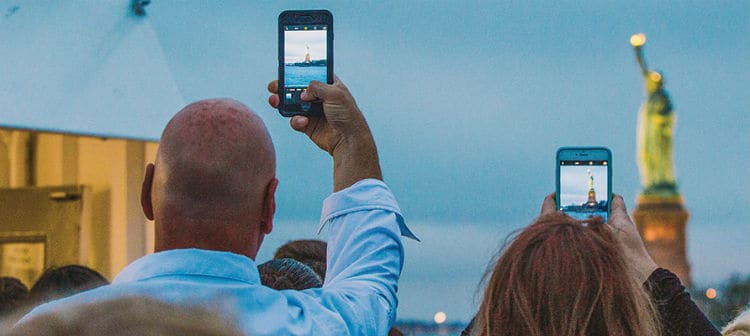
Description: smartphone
278,10,334,117
556,147,612,222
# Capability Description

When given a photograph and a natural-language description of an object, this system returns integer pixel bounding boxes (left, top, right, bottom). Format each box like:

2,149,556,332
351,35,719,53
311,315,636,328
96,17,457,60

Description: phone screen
282,24,329,107
558,159,610,222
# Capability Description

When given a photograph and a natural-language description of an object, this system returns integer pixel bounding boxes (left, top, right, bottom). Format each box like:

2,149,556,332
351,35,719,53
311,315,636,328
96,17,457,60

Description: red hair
472,212,660,336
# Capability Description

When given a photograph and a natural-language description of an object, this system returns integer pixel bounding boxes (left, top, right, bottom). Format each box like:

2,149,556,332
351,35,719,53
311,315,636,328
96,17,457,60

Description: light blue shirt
19,179,417,335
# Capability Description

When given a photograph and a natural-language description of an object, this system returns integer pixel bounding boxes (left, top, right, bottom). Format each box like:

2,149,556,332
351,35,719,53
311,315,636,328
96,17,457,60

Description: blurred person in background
274,239,327,280
27,265,108,307
268,240,405,335
0,277,29,327
258,258,322,290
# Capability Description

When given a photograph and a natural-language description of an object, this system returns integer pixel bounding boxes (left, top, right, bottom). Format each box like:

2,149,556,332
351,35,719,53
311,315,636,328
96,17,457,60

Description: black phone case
278,10,334,117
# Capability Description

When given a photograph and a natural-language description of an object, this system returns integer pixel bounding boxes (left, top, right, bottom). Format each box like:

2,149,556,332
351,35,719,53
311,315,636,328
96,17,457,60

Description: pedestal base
632,194,691,286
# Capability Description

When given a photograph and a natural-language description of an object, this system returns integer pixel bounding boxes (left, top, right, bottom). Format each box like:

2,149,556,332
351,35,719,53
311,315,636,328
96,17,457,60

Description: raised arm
267,77,414,335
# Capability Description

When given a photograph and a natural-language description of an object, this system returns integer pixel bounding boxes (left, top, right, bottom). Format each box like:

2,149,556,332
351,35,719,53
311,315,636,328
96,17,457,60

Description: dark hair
0,277,29,319
472,212,660,336
274,239,327,280
258,258,322,290
28,265,108,306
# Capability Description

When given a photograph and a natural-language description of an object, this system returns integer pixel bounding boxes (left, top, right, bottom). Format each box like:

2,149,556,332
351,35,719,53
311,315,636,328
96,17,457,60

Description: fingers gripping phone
278,10,334,117
556,147,612,222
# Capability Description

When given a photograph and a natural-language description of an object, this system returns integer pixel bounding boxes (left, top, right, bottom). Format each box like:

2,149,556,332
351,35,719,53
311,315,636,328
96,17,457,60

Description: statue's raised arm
631,33,678,196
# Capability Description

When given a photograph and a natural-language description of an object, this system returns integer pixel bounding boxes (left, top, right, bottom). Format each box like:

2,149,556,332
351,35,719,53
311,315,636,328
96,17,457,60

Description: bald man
17,78,416,335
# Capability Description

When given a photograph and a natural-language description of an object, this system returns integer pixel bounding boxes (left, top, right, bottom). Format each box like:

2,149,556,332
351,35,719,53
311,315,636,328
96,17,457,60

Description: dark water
285,65,326,87
561,202,608,222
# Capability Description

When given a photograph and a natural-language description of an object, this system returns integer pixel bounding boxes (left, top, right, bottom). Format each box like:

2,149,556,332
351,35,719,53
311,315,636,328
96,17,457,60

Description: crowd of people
1,77,748,335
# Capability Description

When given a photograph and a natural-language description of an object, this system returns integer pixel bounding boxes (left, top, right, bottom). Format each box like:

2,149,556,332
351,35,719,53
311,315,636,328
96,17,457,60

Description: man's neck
154,220,260,260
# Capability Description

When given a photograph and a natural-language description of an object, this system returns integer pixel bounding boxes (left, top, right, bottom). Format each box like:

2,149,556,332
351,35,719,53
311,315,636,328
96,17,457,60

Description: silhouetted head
472,212,660,336
274,239,327,280
28,265,108,307
142,98,278,259
0,277,29,322
9,296,244,336
258,258,322,290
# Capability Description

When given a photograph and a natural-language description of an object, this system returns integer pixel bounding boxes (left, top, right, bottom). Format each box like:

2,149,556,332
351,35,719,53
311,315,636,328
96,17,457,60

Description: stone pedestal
632,194,691,286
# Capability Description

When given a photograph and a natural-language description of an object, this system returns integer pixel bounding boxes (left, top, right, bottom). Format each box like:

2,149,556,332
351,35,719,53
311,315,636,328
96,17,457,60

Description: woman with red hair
464,194,718,336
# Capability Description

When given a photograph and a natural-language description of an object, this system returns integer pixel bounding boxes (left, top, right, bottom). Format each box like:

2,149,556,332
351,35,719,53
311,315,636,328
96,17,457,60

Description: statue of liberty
586,169,597,207
304,43,311,63
630,33,678,196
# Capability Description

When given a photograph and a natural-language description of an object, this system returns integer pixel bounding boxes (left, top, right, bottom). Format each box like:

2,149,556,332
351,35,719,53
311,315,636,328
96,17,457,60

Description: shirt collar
113,248,260,284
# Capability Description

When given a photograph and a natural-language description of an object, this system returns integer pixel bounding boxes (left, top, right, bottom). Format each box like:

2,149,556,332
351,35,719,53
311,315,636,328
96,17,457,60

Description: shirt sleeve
316,178,416,335
645,268,720,336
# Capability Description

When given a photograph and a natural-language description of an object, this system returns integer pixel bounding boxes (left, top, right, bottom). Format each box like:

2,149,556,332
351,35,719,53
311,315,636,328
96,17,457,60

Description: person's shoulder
17,284,115,323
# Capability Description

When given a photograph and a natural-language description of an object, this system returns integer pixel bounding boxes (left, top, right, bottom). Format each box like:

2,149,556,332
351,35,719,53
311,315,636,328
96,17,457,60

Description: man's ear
261,177,278,234
141,163,155,220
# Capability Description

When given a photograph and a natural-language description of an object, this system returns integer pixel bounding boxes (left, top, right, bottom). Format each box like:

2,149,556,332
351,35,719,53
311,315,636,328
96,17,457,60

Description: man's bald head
147,98,276,236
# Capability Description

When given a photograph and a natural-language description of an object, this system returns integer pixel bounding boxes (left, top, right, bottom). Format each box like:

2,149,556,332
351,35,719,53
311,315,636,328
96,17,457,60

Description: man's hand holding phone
267,77,381,191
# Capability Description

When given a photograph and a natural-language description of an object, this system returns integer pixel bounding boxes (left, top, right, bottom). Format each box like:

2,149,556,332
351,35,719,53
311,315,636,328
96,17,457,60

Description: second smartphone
556,147,612,222
278,10,334,117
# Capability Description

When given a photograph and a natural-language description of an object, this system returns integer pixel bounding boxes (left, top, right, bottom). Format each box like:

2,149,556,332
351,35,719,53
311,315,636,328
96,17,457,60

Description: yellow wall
0,129,157,280
0,130,30,187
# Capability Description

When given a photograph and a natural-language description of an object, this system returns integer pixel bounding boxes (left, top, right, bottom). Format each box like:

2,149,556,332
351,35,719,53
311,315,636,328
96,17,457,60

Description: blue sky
2,0,748,323
284,30,327,63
